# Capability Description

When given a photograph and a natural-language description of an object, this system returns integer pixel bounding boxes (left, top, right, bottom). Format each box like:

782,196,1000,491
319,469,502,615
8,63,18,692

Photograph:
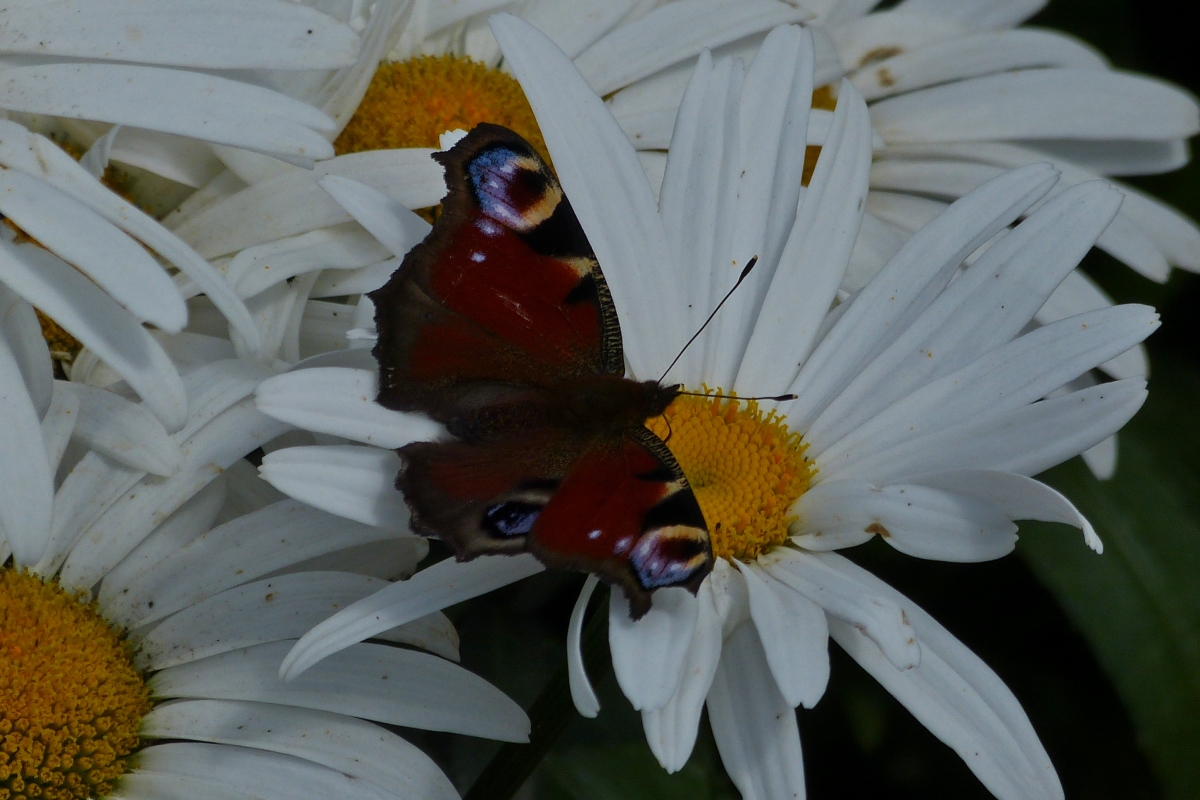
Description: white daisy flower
251,17,1157,800
0,1,375,426
0,321,528,800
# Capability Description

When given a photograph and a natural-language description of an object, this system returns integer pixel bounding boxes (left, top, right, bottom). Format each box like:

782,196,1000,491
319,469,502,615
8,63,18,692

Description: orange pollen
646,389,814,561
335,54,548,161
1,569,150,800
803,85,839,187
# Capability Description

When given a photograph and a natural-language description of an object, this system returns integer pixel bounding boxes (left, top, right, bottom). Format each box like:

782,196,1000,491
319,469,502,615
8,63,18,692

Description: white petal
820,551,1062,799
1082,435,1117,481
491,13,681,379
0,282,53,418
0,158,179,333
830,10,966,73
137,571,457,670
0,64,336,165
69,381,184,476
833,378,1147,483
229,224,392,300
851,29,1107,101
40,382,79,476
870,69,1200,144
132,742,391,800
318,176,432,260
567,575,602,718
641,576,723,773
98,474,228,607
608,586,698,711
894,0,1046,30
737,79,872,393
911,469,1102,552
255,367,442,447
522,0,635,59
104,498,402,628
0,241,188,431
797,480,1018,562
258,445,408,529
815,305,1157,471
311,259,397,298
785,163,1058,430
0,121,261,353
172,150,445,259
0,0,360,69
739,562,830,708
761,547,920,670
0,327,54,566
706,622,807,800
177,358,278,442
1026,137,1189,177
150,640,530,741
140,700,458,800
281,554,544,680
574,0,808,96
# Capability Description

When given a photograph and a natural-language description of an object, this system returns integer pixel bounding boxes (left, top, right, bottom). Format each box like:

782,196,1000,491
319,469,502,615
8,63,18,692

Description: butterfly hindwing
370,123,622,423
399,425,710,619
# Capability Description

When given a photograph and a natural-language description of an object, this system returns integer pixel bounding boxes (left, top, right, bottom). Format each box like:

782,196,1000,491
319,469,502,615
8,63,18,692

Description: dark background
407,2,1200,798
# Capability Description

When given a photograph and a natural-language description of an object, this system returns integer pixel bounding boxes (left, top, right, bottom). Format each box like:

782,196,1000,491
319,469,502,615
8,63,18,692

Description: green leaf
1021,352,1200,800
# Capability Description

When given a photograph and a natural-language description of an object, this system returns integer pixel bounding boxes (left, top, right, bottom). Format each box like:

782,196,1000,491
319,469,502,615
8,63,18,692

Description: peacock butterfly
368,123,711,618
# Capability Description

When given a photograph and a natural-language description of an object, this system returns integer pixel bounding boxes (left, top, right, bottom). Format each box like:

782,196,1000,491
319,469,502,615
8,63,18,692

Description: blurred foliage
403,1,1200,798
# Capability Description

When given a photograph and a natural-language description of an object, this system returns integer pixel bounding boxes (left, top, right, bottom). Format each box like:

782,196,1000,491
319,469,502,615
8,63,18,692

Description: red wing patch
370,124,622,420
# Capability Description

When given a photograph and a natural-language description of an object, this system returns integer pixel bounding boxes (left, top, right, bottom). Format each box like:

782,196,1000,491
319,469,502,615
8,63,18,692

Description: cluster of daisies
1,2,1195,800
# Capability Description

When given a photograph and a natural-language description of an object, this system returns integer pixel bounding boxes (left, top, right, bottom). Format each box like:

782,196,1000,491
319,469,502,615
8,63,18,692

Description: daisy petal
229,224,392,300
281,554,545,680
821,552,1062,799
0,241,188,432
739,562,830,708
761,547,920,670
522,0,635,59
258,445,408,529
800,480,1018,562
851,29,1107,101
738,79,872,393
132,742,391,800
0,64,336,165
141,700,458,800
894,0,1046,30
137,571,457,670
0,0,360,69
491,13,681,378
0,329,54,567
641,578,723,772
171,150,445,259
911,470,1102,552
1027,137,1188,176
835,378,1147,484
567,575,602,718
105,498,405,628
870,69,1200,144
574,0,808,96
256,367,442,447
69,381,184,477
815,304,1158,466
0,280,54,418
1082,435,1117,481
609,587,699,712
40,382,80,477
706,621,807,800
318,176,433,261
151,640,530,741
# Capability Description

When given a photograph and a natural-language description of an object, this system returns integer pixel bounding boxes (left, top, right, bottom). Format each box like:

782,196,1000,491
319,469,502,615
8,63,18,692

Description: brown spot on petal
865,522,890,538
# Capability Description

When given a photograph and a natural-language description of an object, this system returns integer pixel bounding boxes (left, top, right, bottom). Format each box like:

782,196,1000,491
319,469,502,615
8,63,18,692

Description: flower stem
464,585,611,800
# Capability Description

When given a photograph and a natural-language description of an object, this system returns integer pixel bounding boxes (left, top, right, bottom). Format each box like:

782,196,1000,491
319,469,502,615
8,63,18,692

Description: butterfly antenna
678,391,797,402
660,256,758,382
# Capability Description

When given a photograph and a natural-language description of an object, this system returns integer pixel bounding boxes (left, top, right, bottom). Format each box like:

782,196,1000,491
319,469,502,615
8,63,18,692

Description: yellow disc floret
335,54,548,161
646,390,814,561
1,569,150,800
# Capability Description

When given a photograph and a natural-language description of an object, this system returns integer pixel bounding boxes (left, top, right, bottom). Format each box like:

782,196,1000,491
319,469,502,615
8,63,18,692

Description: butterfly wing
369,123,623,425
399,425,710,618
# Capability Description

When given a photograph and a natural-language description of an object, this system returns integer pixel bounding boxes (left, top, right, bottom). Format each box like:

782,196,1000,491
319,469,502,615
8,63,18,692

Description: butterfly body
370,124,711,617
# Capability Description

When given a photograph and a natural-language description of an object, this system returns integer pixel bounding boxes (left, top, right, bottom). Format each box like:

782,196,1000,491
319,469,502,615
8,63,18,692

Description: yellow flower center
335,54,548,161
646,390,814,561
1,569,150,800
